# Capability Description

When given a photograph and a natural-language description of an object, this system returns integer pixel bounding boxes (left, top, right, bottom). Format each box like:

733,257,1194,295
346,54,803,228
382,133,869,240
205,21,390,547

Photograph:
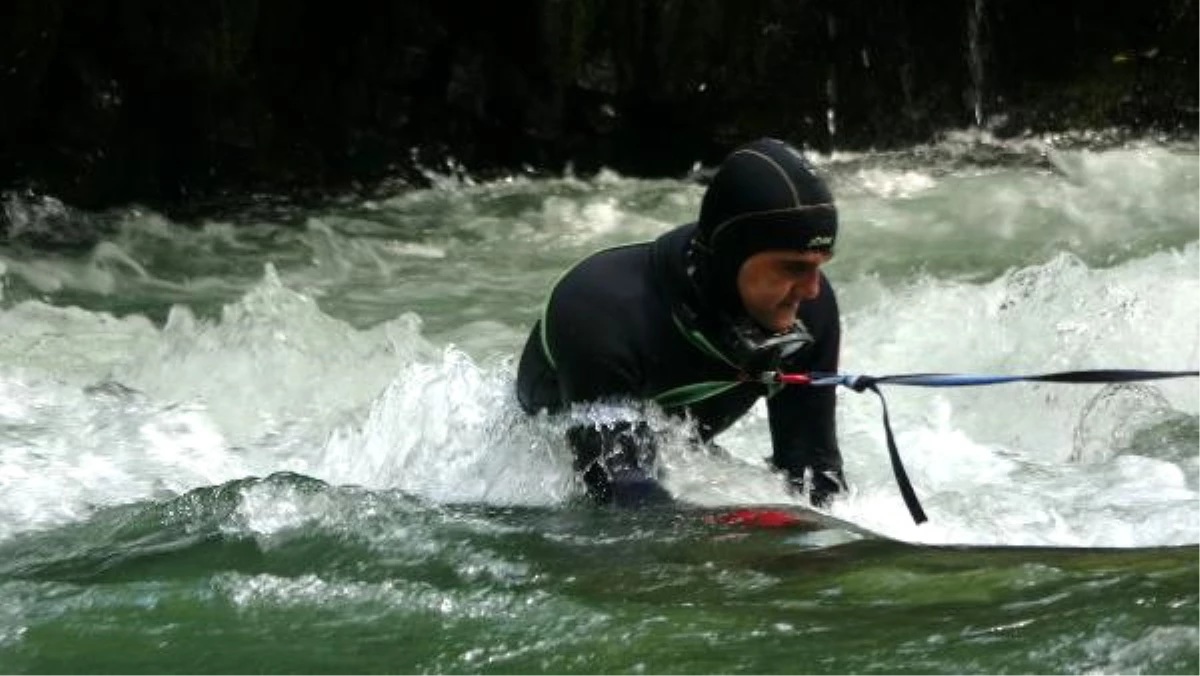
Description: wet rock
0,0,1194,228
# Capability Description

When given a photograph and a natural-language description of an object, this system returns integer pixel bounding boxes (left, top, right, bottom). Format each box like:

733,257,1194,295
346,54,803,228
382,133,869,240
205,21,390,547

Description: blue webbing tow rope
768,368,1200,525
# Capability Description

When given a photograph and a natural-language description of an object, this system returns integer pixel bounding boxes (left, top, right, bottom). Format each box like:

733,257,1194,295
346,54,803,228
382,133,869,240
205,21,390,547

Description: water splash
826,14,839,142
0,143,1194,552
812,246,1199,546
965,0,988,127
315,347,575,505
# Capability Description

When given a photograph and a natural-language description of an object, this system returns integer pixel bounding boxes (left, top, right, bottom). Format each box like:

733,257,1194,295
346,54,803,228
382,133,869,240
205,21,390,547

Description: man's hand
787,467,847,509
568,421,673,507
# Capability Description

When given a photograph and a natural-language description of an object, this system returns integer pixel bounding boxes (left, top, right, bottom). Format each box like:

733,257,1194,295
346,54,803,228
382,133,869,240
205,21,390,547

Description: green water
0,476,1195,674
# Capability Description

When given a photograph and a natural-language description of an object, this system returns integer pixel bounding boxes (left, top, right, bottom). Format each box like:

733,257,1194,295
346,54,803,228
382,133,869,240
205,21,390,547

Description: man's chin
745,310,796,334
772,308,801,329
766,319,795,334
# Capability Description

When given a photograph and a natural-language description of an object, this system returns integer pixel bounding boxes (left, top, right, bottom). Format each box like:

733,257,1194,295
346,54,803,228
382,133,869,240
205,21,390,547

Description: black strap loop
863,382,928,524
834,367,1197,525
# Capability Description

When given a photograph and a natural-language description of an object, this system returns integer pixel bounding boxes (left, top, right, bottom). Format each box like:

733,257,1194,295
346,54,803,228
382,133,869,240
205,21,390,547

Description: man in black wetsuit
517,137,845,508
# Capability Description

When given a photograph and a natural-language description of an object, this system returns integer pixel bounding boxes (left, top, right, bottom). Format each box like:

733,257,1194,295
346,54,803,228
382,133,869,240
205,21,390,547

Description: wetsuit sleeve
766,277,845,506
546,303,642,405
541,266,670,506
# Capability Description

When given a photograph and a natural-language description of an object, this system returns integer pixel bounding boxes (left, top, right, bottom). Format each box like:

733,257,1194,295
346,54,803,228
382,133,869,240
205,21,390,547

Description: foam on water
0,260,588,540
314,348,575,506
1077,626,1200,675
0,140,1195,551
810,244,1198,546
115,264,440,446
832,144,1199,283
0,242,1195,548
0,266,439,539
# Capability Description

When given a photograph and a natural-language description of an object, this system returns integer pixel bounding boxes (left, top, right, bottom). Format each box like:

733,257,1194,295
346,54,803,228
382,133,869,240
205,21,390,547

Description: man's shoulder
569,240,653,277
552,241,655,308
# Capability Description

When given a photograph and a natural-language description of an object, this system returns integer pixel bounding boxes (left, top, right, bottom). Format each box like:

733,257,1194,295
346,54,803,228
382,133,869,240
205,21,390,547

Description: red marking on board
707,509,806,528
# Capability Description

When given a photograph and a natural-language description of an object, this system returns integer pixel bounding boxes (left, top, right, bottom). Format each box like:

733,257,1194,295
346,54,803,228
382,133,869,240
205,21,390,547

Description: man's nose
792,269,821,301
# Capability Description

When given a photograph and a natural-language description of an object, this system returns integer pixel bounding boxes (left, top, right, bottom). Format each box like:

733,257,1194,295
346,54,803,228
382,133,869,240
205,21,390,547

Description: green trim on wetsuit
652,381,742,409
651,313,748,408
669,312,737,368
539,309,556,371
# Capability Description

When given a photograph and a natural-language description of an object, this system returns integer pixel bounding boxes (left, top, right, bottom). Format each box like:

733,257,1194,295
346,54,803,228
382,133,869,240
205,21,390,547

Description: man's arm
542,271,672,507
766,275,845,507
767,385,845,506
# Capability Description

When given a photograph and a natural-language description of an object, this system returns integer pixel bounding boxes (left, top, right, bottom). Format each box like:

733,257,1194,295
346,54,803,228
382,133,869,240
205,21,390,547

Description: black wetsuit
517,221,843,504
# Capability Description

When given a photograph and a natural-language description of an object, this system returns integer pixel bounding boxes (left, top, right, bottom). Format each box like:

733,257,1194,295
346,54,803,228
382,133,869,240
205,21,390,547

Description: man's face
736,249,831,333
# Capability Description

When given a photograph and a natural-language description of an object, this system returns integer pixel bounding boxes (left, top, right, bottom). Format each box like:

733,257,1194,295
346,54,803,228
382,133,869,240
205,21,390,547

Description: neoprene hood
691,138,838,316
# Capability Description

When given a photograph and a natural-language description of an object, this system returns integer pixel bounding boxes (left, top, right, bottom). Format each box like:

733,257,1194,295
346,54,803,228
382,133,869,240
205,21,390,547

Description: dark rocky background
1,0,1196,224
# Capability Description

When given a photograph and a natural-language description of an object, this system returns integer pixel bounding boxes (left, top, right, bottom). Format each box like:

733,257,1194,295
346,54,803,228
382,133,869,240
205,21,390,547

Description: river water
0,132,1196,673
